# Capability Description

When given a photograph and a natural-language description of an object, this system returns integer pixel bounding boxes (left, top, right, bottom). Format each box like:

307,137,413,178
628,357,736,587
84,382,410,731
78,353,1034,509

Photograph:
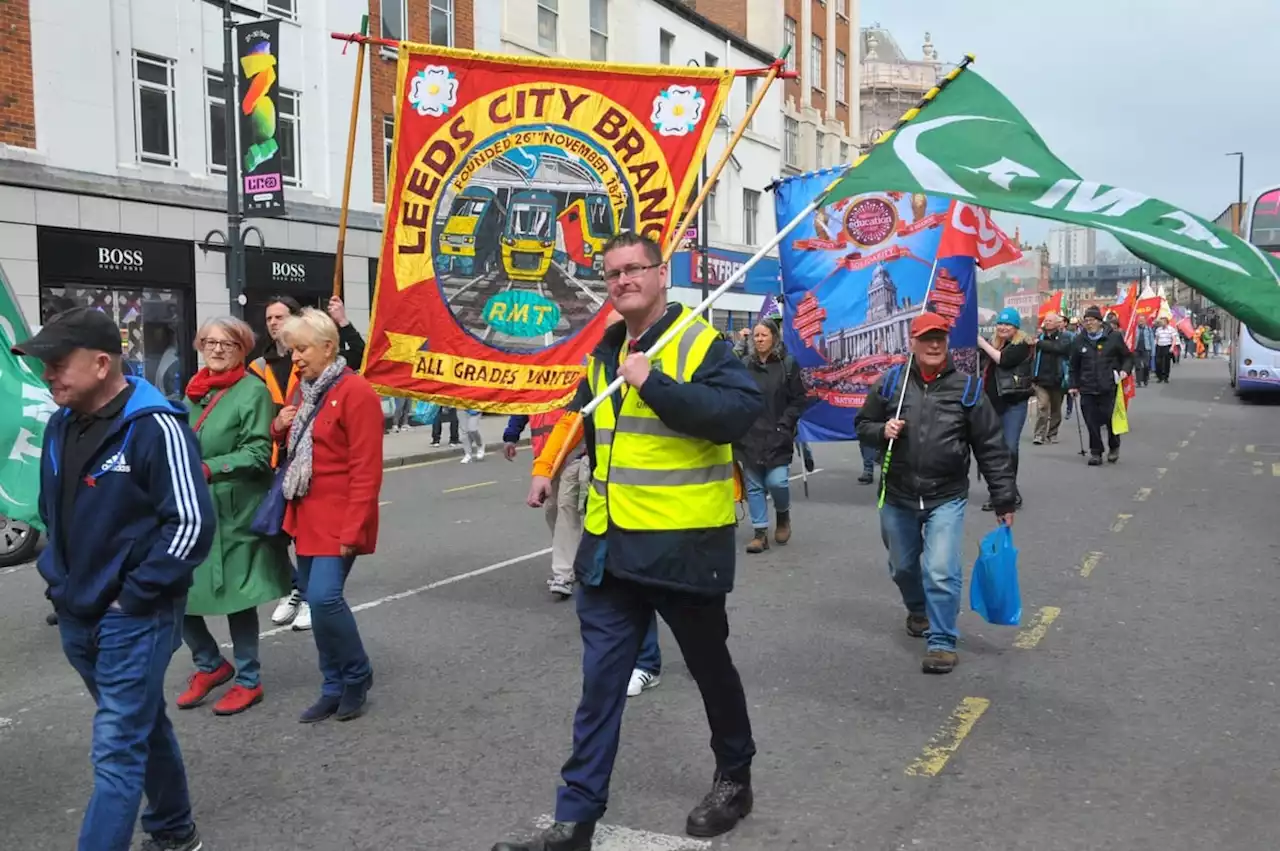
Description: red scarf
186,364,246,402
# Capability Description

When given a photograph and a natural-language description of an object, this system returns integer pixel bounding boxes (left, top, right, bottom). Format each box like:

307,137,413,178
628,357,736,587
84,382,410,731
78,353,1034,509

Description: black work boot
1107,447,1120,464
1088,454,1103,466
686,771,753,838
745,529,769,553
857,468,874,485
774,510,792,545
491,821,595,851
905,613,929,638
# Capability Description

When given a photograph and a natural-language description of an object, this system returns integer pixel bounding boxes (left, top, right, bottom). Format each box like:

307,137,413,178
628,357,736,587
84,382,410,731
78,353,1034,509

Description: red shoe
212,684,264,716
176,660,234,709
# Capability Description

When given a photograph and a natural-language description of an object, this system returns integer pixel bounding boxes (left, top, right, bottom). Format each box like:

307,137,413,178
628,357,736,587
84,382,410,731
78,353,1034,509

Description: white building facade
1047,225,1098,267
0,0,381,392
483,0,787,326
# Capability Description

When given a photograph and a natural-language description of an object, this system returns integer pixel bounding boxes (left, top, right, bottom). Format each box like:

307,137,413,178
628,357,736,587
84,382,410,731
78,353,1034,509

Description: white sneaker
291,601,312,631
627,668,660,697
460,455,473,464
476,445,486,460
271,590,302,625
548,577,573,599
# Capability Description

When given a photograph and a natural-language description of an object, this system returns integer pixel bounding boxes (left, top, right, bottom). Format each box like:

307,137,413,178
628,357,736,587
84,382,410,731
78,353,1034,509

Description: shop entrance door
40,285,192,402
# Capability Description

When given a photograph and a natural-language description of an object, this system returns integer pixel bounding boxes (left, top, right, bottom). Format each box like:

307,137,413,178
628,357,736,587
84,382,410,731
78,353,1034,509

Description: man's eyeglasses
603,263,661,284
202,339,239,351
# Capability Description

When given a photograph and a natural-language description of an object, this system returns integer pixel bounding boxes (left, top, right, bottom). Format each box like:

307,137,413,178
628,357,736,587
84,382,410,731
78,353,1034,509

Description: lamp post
687,59,710,304
1226,151,1245,236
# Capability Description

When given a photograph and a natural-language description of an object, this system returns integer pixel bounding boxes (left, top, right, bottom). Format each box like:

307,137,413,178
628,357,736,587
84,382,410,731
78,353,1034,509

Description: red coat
272,370,384,557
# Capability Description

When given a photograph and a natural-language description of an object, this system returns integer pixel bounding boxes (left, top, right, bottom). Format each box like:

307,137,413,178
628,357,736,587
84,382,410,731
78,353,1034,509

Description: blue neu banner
774,168,979,442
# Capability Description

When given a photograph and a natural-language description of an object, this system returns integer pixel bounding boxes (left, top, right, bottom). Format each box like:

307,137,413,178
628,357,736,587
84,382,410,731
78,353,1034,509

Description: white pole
580,195,826,417
888,255,941,423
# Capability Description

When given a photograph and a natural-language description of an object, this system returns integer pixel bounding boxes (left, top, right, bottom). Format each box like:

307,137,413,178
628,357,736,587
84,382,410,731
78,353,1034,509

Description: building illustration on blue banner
773,169,978,442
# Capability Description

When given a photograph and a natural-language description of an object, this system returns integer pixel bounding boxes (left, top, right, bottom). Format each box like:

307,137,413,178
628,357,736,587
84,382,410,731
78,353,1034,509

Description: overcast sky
859,0,1280,249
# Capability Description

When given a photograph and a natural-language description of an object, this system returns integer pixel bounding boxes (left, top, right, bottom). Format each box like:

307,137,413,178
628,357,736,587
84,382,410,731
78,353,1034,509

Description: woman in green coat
175,316,292,716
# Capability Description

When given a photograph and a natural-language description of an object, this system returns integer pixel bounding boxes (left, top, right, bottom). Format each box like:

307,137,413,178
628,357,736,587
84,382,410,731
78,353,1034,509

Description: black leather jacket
855,361,1018,513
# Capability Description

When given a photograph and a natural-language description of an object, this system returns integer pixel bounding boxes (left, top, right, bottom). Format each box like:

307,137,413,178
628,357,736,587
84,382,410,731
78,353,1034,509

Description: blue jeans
58,599,195,851
636,614,661,675
296,555,372,697
742,462,791,529
880,498,968,651
999,400,1028,477
183,608,261,688
860,442,878,472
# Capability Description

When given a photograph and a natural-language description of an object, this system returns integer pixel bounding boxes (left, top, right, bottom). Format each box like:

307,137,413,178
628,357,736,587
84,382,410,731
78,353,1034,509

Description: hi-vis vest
248,356,300,468
584,307,736,534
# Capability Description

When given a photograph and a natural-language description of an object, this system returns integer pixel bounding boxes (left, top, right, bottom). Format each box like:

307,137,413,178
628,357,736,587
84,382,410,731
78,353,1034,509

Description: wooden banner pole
332,14,370,299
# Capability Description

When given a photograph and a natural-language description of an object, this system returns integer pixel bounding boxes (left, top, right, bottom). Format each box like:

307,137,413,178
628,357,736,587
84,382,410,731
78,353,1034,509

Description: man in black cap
1069,305,1133,465
14,307,214,851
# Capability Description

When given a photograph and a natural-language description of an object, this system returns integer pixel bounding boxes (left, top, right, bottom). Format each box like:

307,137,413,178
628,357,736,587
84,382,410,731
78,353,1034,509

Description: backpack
877,363,983,408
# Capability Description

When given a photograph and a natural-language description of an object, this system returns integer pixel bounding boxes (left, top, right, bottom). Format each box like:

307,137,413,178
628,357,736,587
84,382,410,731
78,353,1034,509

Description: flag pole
332,13,369,299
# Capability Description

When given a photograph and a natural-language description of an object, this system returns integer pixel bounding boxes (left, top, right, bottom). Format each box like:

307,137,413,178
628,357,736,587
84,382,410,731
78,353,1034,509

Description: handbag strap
284,372,348,463
193,386,234,432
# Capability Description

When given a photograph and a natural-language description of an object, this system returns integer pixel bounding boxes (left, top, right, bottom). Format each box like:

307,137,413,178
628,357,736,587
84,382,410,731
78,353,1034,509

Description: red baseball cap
909,312,951,338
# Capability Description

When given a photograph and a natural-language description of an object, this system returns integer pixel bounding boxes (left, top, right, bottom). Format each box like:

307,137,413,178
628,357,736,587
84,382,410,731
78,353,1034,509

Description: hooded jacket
37,377,215,618
735,335,809,468
1069,329,1133,395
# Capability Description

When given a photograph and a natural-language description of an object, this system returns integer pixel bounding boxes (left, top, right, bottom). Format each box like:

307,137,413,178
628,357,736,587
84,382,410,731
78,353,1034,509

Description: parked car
0,514,40,568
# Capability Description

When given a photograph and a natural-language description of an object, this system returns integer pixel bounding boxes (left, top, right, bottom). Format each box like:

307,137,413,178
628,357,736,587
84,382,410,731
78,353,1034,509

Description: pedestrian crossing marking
1155,467,1167,479
905,697,991,777
534,816,711,850
1111,514,1132,533
1014,606,1062,649
1134,487,1151,502
1178,440,1189,448
1168,451,1179,461
1079,552,1103,578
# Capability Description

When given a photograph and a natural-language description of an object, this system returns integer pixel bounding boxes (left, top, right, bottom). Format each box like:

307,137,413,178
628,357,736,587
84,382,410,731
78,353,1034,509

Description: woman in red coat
270,308,384,723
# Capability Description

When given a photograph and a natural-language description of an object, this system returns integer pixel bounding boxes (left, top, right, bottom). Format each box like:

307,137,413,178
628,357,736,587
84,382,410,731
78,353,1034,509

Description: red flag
1038,290,1064,322
1135,297,1161,323
936,201,1023,268
1114,285,1139,404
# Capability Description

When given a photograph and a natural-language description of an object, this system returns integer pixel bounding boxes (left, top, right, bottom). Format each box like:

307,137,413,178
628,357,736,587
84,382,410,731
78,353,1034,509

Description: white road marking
534,816,710,850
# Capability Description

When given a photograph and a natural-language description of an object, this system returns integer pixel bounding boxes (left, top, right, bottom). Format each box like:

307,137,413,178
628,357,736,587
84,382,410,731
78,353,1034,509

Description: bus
554,193,614,279
438,185,502,277
1229,187,1280,397
501,190,560,281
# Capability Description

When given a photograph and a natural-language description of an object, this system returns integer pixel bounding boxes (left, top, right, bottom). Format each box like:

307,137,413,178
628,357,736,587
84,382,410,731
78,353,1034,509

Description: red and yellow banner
363,44,734,412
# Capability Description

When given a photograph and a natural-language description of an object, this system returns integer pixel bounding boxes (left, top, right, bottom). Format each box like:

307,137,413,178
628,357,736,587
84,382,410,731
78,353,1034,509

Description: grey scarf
282,356,347,500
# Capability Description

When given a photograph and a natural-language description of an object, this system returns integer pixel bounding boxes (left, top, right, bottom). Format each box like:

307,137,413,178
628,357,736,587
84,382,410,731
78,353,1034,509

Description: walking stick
797,441,810,498
1075,399,1087,456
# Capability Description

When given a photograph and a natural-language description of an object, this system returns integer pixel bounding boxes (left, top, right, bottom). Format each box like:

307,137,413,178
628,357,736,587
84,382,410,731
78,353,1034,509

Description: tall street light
1226,151,1245,236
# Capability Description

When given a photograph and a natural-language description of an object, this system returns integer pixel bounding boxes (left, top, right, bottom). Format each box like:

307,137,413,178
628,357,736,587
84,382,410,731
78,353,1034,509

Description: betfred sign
689,250,747,287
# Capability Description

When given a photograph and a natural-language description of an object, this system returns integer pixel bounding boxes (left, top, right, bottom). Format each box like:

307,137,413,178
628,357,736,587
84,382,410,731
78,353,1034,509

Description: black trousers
1155,345,1172,382
555,571,756,822
1079,392,1120,457
431,406,459,443
1134,351,1150,385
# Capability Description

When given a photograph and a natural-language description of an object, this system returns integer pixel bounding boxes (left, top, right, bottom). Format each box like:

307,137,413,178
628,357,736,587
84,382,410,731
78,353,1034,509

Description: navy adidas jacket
37,377,214,619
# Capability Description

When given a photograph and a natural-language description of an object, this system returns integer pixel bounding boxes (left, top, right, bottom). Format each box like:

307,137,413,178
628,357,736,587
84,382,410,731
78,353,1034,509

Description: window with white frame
784,117,799,167
277,89,301,186
810,35,824,90
744,76,757,128
835,49,847,103
707,181,718,225
816,131,825,167
381,0,405,40
383,115,395,179
537,0,558,52
836,0,847,17
743,189,760,246
783,18,797,72
266,0,296,20
133,52,176,167
839,140,850,164
430,0,454,46
589,0,607,61
659,29,674,64
205,70,227,174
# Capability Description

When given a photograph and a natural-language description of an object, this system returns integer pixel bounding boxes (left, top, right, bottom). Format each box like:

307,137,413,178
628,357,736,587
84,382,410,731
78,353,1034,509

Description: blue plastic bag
969,525,1022,626
411,400,440,426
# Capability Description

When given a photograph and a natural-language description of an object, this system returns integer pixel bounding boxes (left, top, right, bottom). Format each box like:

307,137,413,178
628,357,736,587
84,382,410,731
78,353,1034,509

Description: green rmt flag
825,68,1280,339
0,263,55,530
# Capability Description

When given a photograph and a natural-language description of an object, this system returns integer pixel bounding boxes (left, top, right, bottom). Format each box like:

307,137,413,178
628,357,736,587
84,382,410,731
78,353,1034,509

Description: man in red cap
855,311,1016,674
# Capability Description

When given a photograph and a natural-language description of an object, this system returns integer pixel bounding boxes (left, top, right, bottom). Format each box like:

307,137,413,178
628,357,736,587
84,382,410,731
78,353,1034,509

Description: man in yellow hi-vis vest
492,233,763,851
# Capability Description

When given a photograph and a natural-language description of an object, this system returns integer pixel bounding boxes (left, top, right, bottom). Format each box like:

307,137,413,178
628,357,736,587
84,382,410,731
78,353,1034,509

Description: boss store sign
245,249,341,298
37,228,195,288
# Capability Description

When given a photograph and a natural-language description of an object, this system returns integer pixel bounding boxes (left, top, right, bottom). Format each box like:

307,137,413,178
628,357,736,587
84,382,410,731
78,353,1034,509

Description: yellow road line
1111,514,1132,533
1079,551,1103,578
1246,444,1256,454
1014,606,1062,649
1273,462,1280,477
1168,451,1179,461
1155,467,1167,479
904,697,991,777
390,446,525,473
1134,487,1151,502
443,480,497,493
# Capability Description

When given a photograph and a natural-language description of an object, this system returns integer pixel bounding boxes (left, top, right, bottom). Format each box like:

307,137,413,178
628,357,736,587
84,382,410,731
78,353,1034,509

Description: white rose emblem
408,66,458,117
651,86,706,137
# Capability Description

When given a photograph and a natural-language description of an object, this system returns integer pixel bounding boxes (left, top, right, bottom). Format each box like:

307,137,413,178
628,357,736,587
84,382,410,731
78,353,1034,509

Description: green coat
184,375,292,616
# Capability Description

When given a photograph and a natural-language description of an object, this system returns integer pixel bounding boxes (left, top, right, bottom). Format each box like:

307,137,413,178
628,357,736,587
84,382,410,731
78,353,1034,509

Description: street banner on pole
0,264,55,530
774,169,978,442
822,66,1280,341
363,44,733,413
237,19,286,217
